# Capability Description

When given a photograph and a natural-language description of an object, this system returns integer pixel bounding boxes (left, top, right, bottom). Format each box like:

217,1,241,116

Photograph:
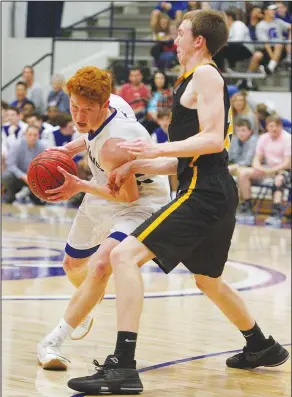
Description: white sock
268,60,277,72
44,318,74,345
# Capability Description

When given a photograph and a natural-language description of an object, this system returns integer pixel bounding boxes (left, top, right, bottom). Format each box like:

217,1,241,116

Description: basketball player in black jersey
68,10,289,395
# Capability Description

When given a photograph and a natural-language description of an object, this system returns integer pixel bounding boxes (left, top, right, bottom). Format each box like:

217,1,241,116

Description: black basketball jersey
168,62,233,191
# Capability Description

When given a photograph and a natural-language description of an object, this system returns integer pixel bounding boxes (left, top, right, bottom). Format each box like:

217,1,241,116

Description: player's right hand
45,146,72,157
108,161,134,193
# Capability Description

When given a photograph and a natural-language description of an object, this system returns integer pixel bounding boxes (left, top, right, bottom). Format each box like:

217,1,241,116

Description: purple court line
70,343,291,397
2,260,287,300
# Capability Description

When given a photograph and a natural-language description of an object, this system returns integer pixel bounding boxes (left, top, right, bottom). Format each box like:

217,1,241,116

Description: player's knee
89,260,111,281
110,245,129,270
195,275,222,294
63,256,85,273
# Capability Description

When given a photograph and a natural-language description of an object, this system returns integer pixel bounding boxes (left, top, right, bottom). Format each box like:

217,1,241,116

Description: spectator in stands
151,22,178,69
2,106,28,157
105,69,118,94
118,67,151,122
22,65,45,114
151,109,170,144
2,125,46,204
275,1,292,24
46,106,59,125
47,73,70,113
237,115,291,226
23,112,55,147
151,2,187,31
152,13,171,40
10,82,30,112
231,91,259,134
1,100,9,124
214,9,254,72
242,3,291,89
211,1,246,20
186,2,202,11
255,103,271,133
147,71,173,122
228,119,258,176
247,5,263,41
21,100,36,119
50,113,76,148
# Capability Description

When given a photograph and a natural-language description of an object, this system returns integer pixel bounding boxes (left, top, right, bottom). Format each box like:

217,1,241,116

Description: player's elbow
213,138,224,153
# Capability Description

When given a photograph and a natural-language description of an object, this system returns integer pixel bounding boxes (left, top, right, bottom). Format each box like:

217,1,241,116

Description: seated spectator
105,69,118,94
50,114,80,160
1,100,9,124
231,91,259,134
247,5,263,41
186,1,202,11
151,109,170,143
23,112,55,146
255,103,271,133
228,119,258,176
147,71,173,122
151,1,187,31
242,4,291,89
22,65,45,114
2,106,28,158
10,82,30,112
21,100,36,119
151,22,178,69
47,73,70,113
2,125,46,205
214,9,254,72
118,67,151,122
152,13,171,40
275,1,292,62
211,1,246,20
45,106,60,125
237,115,291,226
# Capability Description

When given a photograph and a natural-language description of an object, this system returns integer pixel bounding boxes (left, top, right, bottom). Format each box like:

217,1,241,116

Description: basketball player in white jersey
37,66,170,370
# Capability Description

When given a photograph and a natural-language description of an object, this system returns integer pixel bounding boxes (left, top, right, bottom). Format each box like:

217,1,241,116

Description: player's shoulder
193,64,223,88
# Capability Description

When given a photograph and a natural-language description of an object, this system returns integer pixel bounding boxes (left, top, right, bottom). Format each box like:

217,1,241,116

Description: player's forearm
79,179,138,203
130,157,178,175
65,136,86,156
157,132,223,158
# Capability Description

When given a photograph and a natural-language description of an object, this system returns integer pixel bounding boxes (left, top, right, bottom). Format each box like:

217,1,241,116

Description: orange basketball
27,151,78,201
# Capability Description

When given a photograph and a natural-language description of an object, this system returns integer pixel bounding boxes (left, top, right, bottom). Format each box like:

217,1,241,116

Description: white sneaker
70,315,94,340
37,339,70,370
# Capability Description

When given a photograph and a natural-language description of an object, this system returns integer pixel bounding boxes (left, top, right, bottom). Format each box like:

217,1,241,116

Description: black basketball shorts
131,167,239,278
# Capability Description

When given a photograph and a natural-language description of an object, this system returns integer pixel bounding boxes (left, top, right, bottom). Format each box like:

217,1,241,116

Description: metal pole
109,2,114,38
11,2,16,37
131,29,136,67
50,38,56,76
124,40,129,71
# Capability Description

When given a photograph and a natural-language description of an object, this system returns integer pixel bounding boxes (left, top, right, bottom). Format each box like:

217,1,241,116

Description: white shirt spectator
256,18,290,42
229,20,254,53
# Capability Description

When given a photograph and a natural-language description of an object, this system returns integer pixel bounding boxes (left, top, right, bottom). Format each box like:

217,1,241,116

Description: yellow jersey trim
137,167,198,242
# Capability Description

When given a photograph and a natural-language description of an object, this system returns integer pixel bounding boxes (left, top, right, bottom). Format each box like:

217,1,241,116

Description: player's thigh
184,212,236,278
65,207,106,259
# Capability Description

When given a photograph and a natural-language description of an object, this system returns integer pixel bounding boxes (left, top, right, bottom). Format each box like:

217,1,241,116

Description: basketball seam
31,157,77,175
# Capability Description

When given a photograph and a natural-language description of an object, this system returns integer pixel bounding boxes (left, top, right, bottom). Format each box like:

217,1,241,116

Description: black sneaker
67,355,143,395
226,336,289,369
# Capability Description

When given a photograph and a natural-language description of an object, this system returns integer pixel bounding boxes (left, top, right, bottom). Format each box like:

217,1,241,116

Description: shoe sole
38,358,68,371
264,353,290,367
68,378,143,394
70,317,94,341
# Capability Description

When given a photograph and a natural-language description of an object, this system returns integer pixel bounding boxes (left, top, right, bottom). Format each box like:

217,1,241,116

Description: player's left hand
45,167,82,201
118,139,161,159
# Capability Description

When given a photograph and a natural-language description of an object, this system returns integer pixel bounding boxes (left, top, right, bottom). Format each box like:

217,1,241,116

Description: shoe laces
92,355,120,376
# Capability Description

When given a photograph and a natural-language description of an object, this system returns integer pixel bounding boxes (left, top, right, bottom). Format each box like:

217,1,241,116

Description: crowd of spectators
1,1,291,227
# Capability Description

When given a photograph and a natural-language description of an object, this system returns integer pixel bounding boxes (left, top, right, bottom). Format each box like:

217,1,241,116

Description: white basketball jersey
83,97,170,210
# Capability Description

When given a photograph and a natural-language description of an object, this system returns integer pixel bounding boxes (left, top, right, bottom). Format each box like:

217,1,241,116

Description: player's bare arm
119,65,225,159
45,138,139,203
45,136,87,157
108,157,178,192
